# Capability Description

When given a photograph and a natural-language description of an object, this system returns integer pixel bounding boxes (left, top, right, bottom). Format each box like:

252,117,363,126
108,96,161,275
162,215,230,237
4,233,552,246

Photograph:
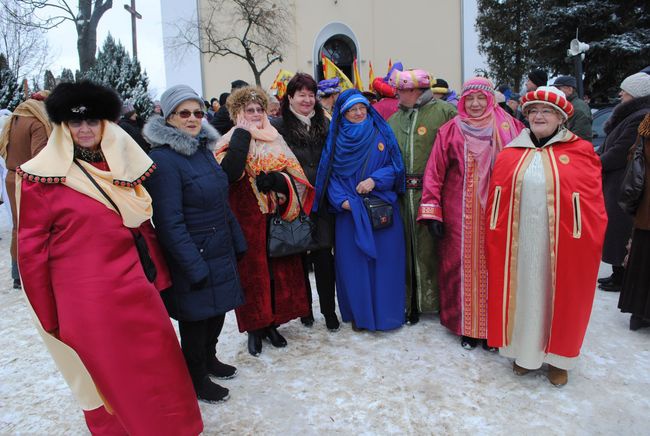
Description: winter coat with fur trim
143,116,247,321
598,95,650,265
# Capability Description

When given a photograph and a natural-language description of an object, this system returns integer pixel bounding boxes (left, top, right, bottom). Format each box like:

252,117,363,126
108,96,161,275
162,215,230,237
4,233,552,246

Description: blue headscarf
313,89,405,212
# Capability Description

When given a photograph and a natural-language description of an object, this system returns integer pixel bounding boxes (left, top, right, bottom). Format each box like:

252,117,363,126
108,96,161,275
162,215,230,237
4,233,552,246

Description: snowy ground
0,214,649,436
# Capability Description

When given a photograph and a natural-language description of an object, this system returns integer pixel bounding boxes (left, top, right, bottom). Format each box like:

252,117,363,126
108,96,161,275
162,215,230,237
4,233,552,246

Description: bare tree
0,8,52,85
2,0,113,73
174,0,292,86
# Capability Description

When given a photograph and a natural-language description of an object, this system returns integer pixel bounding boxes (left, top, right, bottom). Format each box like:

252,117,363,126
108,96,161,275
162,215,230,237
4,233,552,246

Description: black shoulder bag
267,174,321,258
359,147,394,230
73,159,158,282
618,137,646,216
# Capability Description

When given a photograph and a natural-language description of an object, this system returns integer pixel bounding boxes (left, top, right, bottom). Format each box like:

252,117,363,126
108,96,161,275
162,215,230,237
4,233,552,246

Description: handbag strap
73,159,140,238
273,172,307,216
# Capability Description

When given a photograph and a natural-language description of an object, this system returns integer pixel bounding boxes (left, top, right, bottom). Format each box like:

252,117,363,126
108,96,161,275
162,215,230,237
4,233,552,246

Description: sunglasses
171,110,205,119
244,107,265,115
68,119,101,128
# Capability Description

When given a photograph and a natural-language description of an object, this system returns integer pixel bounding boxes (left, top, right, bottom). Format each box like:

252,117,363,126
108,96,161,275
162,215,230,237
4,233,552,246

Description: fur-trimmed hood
143,115,221,156
604,95,650,135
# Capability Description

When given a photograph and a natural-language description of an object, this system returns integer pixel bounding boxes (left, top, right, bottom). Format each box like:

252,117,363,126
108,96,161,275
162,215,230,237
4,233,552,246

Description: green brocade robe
389,96,457,315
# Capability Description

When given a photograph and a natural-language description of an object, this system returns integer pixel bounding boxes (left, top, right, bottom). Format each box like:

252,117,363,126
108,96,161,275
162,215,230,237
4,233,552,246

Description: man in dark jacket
118,102,150,153
554,75,593,141
210,80,249,134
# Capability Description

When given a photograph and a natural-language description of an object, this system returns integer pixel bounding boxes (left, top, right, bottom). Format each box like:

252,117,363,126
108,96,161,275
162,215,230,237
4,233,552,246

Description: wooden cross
123,0,142,59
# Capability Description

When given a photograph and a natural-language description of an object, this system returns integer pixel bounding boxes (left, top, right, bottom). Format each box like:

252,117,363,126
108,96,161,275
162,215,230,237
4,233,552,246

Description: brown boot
547,365,568,386
512,362,530,376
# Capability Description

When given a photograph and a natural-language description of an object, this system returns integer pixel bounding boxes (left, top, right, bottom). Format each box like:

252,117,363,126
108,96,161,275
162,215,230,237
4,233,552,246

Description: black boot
597,274,614,285
300,313,314,327
12,279,21,290
406,311,420,325
195,375,229,403
461,336,478,350
599,266,624,292
324,313,340,332
207,359,237,379
265,326,287,347
247,331,262,356
630,315,650,331
482,339,497,352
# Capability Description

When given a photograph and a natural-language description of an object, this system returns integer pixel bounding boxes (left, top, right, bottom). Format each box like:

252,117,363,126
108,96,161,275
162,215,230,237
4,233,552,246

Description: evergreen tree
476,0,537,92
43,69,56,90
84,34,153,117
0,65,24,110
529,0,650,103
59,68,74,83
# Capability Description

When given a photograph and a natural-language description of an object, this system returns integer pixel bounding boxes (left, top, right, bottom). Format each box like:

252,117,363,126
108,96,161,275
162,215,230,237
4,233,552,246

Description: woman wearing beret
314,89,406,331
271,73,339,332
143,85,247,403
215,86,314,356
418,77,524,350
17,81,202,434
486,86,607,386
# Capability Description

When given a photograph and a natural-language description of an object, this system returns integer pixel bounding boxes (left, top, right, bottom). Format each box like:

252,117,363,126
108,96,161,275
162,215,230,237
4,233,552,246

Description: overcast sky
45,0,167,97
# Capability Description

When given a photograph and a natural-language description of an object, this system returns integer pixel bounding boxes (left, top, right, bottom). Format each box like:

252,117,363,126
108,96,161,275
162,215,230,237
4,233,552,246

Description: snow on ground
0,216,648,436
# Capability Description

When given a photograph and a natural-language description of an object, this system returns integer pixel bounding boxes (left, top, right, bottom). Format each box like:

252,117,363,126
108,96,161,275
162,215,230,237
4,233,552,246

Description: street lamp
567,38,590,98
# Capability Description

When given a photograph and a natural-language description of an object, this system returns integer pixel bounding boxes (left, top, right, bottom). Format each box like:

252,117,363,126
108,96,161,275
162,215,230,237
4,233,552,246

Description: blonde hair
226,86,269,122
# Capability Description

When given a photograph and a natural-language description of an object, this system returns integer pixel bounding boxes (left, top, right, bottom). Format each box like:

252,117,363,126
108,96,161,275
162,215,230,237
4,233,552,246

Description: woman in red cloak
486,86,607,387
215,86,314,356
16,81,202,435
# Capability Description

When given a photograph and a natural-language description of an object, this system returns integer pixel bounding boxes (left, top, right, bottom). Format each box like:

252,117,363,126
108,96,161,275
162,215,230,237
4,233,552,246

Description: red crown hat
372,77,397,98
521,86,574,119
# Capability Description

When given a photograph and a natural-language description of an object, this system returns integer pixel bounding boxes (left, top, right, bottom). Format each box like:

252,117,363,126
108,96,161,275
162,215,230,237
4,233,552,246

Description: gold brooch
558,154,570,164
417,126,427,136
378,142,385,151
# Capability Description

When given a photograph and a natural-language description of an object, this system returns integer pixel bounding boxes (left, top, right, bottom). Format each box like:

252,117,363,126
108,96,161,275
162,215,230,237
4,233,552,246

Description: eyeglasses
68,119,101,128
171,110,205,119
244,107,265,115
527,108,557,117
347,105,368,114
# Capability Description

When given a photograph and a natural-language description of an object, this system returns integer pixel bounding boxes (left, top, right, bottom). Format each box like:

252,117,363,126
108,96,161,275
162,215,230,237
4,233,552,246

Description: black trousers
302,248,336,316
178,314,225,385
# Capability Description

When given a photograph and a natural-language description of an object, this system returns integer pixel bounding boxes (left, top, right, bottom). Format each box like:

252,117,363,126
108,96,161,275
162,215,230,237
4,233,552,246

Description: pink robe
418,116,523,337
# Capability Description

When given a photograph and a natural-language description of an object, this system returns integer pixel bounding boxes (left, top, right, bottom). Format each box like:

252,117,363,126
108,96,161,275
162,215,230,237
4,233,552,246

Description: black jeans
178,314,225,385
302,248,336,317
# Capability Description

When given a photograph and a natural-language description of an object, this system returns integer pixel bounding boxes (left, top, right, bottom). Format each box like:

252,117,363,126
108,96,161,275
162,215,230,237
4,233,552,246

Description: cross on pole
124,0,142,59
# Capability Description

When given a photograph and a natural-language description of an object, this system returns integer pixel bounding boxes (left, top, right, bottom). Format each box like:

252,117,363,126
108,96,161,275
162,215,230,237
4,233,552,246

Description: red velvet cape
486,132,607,358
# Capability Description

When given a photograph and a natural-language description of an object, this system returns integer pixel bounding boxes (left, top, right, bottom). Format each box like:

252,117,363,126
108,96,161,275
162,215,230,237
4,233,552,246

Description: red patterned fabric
228,177,309,333
522,88,574,118
18,178,202,435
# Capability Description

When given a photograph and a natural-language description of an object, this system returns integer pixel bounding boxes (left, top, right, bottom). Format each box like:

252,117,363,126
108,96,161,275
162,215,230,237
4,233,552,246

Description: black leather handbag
267,174,321,258
74,160,158,282
359,144,393,230
618,138,646,215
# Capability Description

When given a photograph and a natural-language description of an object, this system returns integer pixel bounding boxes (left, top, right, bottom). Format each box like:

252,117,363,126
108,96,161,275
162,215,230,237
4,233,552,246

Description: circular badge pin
558,154,570,164
501,122,510,130
378,142,385,151
417,126,427,136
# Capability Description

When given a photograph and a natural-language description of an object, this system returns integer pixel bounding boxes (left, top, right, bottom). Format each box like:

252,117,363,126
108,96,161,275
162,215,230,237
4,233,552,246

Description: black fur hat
46,81,122,124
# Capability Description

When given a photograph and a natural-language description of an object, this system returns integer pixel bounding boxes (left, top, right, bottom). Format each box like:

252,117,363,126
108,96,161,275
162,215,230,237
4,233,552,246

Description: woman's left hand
356,178,375,194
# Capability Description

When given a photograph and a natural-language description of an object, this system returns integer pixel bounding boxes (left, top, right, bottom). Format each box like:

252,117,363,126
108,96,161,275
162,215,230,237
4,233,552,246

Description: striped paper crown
521,86,574,119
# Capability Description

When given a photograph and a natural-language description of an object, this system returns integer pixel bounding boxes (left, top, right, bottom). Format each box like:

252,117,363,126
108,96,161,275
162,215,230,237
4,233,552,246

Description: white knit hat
620,72,650,98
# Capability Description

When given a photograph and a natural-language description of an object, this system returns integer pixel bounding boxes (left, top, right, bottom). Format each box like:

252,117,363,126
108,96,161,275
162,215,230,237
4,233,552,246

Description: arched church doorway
312,22,360,82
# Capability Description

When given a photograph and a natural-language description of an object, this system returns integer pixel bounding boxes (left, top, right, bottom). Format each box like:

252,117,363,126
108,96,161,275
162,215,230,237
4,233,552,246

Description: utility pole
124,0,142,59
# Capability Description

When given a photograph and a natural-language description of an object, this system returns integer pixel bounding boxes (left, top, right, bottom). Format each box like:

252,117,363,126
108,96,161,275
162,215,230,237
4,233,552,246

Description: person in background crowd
143,84,246,404
598,72,650,292
211,79,249,134
388,68,457,324
372,77,399,121
216,86,314,356
497,85,512,102
554,75,593,141
314,89,406,331
267,94,281,119
271,73,339,331
618,113,650,331
118,101,150,153
0,91,51,290
487,86,607,387
207,97,220,122
507,92,521,118
317,78,342,119
153,100,162,116
525,68,547,92
495,91,513,116
17,81,203,434
431,78,459,107
419,77,524,350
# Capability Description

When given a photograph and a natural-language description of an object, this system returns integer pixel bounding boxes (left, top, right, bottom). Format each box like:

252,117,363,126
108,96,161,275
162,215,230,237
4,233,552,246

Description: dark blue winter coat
143,116,246,321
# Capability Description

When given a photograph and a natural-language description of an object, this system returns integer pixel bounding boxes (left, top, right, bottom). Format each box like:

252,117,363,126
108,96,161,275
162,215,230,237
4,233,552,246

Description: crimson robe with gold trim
486,129,607,358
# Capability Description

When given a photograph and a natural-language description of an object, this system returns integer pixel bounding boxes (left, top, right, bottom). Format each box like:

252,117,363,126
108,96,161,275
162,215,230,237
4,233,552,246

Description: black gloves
256,172,288,194
190,275,209,291
427,220,445,238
